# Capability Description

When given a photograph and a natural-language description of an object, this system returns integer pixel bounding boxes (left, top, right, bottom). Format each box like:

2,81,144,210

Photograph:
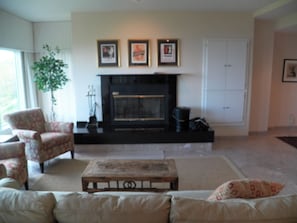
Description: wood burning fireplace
99,74,178,130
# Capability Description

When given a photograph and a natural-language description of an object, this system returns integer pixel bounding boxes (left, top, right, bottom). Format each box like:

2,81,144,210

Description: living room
0,0,296,137
1,1,297,222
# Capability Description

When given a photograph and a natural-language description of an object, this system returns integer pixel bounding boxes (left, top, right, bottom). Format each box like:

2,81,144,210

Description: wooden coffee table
81,159,178,193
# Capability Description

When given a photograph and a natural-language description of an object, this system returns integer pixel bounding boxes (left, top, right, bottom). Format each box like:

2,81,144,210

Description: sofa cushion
0,188,56,223
207,179,284,201
170,194,297,223
166,190,212,200
54,192,171,223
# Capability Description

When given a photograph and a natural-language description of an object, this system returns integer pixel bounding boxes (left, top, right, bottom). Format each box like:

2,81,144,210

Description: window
0,48,25,130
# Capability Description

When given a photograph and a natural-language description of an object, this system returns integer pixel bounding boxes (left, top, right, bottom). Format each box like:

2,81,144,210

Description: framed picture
282,59,297,82
158,39,179,66
128,40,149,66
97,40,119,67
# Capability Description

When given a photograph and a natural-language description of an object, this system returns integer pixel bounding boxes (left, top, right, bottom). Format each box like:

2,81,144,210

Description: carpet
30,156,245,192
277,136,297,149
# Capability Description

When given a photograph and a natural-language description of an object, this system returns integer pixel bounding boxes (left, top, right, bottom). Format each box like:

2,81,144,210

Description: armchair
4,108,74,173
0,141,28,189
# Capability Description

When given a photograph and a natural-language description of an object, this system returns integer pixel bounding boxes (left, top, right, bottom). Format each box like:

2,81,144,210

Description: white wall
72,11,254,135
33,21,72,51
0,9,33,51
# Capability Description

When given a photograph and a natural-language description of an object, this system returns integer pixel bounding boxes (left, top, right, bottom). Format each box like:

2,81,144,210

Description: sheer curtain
22,52,38,108
23,50,76,122
54,49,76,122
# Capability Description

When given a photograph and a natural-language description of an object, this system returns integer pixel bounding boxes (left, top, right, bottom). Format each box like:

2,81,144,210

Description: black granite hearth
74,123,214,144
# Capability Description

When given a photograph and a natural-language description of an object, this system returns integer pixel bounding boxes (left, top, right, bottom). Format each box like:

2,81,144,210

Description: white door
205,40,227,90
223,91,245,123
225,40,247,90
205,39,247,90
204,90,225,123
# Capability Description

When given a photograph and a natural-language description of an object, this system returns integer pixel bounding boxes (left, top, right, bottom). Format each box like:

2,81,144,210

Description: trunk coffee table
81,159,178,193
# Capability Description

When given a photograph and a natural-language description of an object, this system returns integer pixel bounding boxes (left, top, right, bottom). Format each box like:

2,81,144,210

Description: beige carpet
30,156,245,192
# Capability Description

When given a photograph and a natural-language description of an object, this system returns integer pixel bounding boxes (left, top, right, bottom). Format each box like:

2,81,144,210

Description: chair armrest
12,129,40,141
0,178,21,189
0,164,7,178
0,142,26,160
45,122,74,133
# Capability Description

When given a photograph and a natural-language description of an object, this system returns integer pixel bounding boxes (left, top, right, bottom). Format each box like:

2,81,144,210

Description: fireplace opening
100,74,178,130
113,94,165,121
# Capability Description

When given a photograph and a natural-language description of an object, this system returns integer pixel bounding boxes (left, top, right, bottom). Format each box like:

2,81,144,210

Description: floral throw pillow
207,179,284,201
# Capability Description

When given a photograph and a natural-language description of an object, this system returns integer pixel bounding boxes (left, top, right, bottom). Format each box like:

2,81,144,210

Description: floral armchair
0,141,28,189
4,108,74,173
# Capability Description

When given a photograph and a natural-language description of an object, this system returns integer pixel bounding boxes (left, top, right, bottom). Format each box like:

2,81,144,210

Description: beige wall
249,20,274,132
72,11,254,135
269,32,297,128
250,21,297,132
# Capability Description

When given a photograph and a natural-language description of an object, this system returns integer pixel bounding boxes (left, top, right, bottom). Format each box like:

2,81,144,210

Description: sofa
0,184,297,223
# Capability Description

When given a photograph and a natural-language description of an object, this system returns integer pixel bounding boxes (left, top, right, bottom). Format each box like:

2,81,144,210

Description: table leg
170,178,179,190
82,180,88,191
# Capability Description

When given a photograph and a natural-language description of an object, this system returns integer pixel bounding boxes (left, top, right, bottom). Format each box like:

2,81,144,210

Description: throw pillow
207,178,284,201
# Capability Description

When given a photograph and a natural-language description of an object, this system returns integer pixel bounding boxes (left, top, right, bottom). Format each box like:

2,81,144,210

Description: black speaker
172,107,190,132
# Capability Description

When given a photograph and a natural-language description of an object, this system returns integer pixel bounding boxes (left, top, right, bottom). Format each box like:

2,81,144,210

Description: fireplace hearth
100,74,178,130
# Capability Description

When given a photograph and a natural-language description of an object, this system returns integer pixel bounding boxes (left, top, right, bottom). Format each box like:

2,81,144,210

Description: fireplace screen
112,94,165,121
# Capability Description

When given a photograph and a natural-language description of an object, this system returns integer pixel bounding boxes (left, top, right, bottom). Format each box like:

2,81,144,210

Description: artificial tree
32,44,69,120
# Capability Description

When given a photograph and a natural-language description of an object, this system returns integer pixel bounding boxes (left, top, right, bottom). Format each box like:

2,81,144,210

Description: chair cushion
1,159,22,179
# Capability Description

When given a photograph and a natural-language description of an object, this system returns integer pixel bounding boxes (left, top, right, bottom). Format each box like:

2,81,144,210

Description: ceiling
0,0,296,31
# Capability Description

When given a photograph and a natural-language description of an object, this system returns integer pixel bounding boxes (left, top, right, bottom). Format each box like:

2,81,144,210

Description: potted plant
32,44,69,120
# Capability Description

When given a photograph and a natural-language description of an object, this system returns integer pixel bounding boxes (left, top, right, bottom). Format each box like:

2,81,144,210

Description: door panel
206,40,226,90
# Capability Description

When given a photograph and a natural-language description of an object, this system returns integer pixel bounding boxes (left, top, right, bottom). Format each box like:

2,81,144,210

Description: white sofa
0,184,297,223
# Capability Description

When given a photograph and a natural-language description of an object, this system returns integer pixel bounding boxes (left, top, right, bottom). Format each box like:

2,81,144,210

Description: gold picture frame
157,39,179,66
97,40,120,67
128,39,150,66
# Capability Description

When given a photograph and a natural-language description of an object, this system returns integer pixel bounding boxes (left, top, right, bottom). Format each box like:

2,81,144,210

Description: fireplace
100,74,178,129
75,73,214,144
